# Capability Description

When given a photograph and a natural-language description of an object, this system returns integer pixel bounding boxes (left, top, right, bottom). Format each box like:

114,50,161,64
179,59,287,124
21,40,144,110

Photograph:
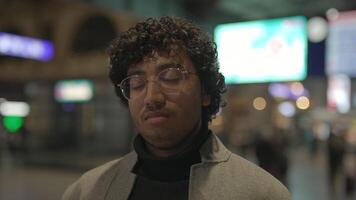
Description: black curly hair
108,16,226,124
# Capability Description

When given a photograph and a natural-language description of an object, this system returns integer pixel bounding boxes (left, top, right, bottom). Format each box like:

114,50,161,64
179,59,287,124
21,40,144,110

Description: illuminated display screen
0,32,54,61
0,101,30,117
326,10,356,76
54,80,94,103
214,16,308,84
327,75,350,113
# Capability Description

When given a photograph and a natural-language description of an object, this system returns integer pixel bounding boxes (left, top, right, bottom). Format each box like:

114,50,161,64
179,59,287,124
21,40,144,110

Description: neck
145,120,203,158
133,122,210,181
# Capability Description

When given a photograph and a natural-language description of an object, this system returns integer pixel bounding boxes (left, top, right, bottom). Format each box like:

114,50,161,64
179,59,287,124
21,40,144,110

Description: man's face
127,51,210,156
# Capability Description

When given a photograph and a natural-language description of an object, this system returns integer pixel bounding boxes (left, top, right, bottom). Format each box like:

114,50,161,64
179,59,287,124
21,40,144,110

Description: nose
143,81,165,109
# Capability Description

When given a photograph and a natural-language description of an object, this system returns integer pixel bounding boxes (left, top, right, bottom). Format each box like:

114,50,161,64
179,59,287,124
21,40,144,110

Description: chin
150,140,183,151
144,133,184,149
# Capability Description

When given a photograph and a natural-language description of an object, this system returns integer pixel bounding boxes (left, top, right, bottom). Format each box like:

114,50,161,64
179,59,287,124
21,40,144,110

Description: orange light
253,97,266,110
296,96,310,110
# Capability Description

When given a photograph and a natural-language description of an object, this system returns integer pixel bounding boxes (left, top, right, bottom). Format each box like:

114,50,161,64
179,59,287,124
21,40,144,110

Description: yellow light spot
296,96,310,110
253,97,266,110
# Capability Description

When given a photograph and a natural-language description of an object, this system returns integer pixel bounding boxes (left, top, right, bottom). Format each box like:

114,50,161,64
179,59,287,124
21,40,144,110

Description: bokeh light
290,82,305,96
326,8,339,21
278,101,295,117
296,96,310,110
308,16,328,43
253,97,267,110
3,116,24,133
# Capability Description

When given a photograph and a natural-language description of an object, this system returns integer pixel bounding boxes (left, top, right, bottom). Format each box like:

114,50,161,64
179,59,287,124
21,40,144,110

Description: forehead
127,50,196,74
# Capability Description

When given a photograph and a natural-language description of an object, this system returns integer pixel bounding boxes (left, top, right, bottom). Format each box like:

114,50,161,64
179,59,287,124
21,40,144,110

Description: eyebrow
157,62,182,71
127,68,144,77
127,62,182,76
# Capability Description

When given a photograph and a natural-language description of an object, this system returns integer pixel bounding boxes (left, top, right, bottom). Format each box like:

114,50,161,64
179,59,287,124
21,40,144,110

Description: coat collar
199,132,231,163
104,133,231,200
129,132,231,165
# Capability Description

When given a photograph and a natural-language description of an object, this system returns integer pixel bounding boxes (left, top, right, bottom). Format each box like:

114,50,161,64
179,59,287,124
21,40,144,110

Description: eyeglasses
118,67,196,100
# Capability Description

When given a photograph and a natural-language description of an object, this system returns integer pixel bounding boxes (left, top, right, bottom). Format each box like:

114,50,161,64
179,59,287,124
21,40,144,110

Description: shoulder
200,133,290,199
61,152,135,200
227,153,291,199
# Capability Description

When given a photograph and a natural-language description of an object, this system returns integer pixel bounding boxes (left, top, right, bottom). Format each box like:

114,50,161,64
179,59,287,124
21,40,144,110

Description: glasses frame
117,67,196,100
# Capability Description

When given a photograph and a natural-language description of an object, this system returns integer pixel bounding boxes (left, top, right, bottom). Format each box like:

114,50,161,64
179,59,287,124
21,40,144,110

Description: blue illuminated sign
0,32,54,61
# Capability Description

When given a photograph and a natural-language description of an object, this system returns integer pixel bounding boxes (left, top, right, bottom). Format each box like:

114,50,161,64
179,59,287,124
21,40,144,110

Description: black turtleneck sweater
128,126,210,200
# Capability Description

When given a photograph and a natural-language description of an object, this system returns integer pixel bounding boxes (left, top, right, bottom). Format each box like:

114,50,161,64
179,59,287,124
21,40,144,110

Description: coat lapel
105,152,137,200
189,134,232,200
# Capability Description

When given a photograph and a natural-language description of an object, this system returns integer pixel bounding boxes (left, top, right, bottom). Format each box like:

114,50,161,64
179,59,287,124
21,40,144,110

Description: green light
3,116,24,133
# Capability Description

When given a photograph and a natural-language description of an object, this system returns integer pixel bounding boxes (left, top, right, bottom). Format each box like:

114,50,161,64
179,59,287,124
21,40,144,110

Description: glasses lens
158,68,184,92
120,68,186,100
120,76,145,99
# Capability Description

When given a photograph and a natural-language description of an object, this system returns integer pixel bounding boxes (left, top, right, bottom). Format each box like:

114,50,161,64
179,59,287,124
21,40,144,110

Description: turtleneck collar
132,124,210,182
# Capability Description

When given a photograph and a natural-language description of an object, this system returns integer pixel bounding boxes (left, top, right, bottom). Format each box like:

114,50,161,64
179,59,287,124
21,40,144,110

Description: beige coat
62,134,291,200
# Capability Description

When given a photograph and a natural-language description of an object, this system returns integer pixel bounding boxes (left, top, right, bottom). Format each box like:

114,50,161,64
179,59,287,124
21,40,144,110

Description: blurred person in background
62,16,290,200
254,127,289,185
344,125,356,199
343,149,355,199
327,123,346,194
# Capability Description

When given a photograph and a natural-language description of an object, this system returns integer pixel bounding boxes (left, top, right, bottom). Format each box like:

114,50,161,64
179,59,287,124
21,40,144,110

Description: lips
143,111,170,124
144,111,169,120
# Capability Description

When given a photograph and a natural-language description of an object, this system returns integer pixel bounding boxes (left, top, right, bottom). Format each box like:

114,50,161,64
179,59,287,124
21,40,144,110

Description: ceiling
2,0,356,22
218,0,356,20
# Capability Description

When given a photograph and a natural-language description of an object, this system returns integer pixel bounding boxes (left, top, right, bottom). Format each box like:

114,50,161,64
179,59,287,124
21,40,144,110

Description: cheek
128,101,144,125
174,88,202,119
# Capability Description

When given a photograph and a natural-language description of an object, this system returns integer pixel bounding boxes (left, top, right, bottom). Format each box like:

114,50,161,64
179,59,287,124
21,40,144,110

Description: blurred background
0,0,356,199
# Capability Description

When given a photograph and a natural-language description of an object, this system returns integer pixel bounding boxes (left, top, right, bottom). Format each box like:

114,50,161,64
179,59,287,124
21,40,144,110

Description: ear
201,86,211,106
202,94,211,106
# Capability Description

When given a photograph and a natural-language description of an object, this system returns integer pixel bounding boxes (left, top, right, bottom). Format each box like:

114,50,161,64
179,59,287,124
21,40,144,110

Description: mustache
142,109,171,120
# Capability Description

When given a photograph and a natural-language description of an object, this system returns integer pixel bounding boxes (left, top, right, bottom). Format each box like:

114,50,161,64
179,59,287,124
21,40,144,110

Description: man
62,16,290,200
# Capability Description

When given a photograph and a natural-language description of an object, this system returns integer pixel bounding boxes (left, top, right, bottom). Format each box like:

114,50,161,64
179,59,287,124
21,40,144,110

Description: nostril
145,100,165,110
